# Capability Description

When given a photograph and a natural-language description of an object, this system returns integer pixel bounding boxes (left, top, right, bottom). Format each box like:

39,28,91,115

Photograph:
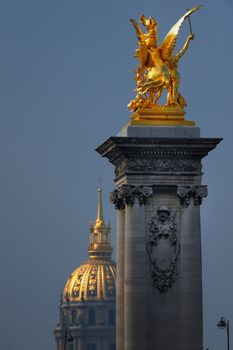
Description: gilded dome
63,187,116,302
64,258,116,301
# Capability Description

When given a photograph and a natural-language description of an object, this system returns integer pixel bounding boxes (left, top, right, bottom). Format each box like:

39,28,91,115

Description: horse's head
140,15,157,31
140,15,158,48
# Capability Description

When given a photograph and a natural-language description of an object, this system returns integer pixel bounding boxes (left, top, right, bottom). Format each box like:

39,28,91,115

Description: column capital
110,185,153,209
177,185,208,206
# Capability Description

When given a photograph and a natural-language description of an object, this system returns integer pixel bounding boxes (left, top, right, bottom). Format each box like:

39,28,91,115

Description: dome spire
88,186,113,259
96,187,104,222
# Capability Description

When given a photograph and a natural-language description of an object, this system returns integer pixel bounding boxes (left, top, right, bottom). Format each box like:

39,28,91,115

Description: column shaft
116,209,125,350
180,201,203,350
124,198,149,350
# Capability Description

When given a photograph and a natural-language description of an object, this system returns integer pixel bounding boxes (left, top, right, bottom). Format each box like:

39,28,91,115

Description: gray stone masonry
96,125,222,350
118,125,200,138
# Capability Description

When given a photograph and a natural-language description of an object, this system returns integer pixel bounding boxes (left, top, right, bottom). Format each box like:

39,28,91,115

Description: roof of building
64,258,116,302
63,187,116,303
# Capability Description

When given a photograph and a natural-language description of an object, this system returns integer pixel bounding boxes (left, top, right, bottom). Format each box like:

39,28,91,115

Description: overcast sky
0,1,233,350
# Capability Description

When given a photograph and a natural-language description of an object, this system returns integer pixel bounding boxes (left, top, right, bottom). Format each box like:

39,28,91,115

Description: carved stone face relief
147,206,179,293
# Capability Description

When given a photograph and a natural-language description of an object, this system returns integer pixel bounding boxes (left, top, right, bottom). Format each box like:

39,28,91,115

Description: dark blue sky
0,1,233,349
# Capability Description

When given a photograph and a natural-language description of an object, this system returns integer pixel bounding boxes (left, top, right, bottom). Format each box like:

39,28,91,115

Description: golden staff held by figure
128,6,202,113
187,8,193,35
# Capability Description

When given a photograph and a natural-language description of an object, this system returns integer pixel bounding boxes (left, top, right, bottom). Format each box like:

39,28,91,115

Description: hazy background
0,1,232,349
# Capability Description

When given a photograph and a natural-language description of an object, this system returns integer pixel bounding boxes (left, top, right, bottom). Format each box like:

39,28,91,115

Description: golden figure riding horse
128,6,201,112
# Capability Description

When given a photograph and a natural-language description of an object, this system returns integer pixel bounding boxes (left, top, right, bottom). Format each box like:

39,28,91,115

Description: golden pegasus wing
130,18,147,66
160,6,202,61
130,18,144,42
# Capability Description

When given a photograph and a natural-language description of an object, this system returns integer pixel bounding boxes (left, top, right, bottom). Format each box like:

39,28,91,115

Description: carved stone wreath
147,206,179,293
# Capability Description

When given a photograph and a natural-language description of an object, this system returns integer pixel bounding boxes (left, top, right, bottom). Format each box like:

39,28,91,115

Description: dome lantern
88,187,112,259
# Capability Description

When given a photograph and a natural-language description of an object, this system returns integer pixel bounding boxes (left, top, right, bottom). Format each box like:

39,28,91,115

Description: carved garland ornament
110,185,153,209
177,185,208,205
72,267,85,298
105,267,115,297
87,266,98,297
147,206,179,293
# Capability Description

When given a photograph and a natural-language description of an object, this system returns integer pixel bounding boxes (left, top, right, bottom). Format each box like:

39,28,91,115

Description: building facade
54,188,116,350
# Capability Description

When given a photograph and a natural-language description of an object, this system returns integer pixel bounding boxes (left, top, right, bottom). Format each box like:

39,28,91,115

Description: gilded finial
97,187,104,222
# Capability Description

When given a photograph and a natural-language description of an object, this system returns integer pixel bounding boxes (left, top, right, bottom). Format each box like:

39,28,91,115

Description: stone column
97,125,222,350
177,186,206,350
116,209,125,350
124,197,148,350
111,185,153,350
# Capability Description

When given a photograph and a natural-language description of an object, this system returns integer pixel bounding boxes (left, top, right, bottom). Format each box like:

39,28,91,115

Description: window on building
88,309,96,325
71,309,76,325
109,309,115,325
87,344,96,350
109,344,116,350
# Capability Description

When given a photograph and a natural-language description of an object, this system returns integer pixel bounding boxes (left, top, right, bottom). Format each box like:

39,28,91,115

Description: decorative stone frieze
110,185,153,209
147,206,179,293
96,137,222,181
115,157,201,177
177,185,208,205
127,158,200,173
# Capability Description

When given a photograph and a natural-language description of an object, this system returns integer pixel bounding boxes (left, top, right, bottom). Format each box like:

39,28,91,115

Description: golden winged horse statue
128,6,202,112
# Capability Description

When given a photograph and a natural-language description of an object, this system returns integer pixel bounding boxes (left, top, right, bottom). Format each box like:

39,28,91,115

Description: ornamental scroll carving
177,185,208,205
147,206,179,293
110,185,153,209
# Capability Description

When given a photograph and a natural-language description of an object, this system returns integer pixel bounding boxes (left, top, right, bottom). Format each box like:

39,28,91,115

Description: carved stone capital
110,185,153,209
177,185,208,206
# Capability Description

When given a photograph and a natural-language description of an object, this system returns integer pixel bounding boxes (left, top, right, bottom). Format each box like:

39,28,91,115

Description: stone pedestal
96,125,221,350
